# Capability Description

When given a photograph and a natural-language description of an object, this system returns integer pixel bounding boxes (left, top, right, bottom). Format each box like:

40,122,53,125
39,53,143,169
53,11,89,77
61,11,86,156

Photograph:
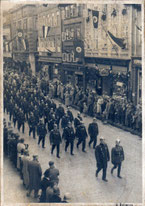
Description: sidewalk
3,157,38,203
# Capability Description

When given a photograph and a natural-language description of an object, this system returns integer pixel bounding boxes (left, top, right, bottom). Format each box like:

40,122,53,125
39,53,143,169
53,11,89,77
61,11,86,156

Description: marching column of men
3,68,126,203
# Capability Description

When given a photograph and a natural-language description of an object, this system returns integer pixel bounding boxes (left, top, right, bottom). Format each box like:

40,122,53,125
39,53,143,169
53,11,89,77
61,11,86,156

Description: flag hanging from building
74,40,84,58
136,25,142,31
17,29,27,51
46,26,51,37
107,30,126,49
92,10,99,29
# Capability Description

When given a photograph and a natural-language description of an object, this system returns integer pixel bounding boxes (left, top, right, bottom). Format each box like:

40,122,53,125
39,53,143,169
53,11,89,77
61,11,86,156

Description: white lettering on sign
62,51,78,62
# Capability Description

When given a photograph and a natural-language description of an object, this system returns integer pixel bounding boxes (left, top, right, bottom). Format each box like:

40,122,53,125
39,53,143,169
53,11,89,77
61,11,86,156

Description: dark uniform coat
50,129,61,145
62,126,75,142
37,123,47,137
95,143,110,168
74,116,82,128
88,122,99,137
75,125,88,140
111,145,124,165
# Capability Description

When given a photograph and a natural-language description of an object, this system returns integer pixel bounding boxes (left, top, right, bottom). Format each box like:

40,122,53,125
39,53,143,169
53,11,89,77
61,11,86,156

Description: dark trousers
65,140,74,154
38,135,45,148
96,166,107,180
18,122,25,133
13,118,17,128
89,136,97,148
29,127,36,139
111,163,121,176
51,144,60,156
77,138,86,151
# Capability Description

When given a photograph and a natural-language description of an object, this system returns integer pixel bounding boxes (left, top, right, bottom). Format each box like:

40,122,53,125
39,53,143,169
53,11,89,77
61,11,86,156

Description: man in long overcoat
111,139,124,178
27,155,42,198
95,137,110,182
21,150,31,189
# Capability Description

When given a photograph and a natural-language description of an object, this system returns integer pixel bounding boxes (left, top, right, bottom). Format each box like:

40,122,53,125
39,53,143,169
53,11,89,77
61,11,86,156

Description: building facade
10,4,38,74
37,4,62,79
60,4,85,87
3,11,12,61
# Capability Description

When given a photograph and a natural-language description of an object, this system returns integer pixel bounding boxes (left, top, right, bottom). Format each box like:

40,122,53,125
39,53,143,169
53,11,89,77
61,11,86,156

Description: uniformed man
95,137,110,182
50,124,62,158
88,118,99,149
17,108,25,133
111,139,124,178
48,114,56,132
62,122,75,155
67,107,74,123
28,113,37,139
61,113,69,129
74,112,83,129
76,122,88,152
37,119,47,148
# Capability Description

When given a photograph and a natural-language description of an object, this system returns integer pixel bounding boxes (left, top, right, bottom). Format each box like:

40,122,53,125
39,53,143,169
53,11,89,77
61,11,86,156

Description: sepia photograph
1,1,144,205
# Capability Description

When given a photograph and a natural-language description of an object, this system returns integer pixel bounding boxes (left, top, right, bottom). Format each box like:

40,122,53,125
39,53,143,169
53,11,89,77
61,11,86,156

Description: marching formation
4,66,125,202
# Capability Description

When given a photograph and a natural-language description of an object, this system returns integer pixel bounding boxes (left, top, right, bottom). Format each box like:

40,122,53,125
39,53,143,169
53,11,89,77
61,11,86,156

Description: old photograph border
0,0,144,205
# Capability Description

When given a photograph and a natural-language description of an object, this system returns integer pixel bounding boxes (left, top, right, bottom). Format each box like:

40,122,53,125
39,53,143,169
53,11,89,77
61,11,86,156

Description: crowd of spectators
4,62,142,137
3,119,71,203
40,72,142,137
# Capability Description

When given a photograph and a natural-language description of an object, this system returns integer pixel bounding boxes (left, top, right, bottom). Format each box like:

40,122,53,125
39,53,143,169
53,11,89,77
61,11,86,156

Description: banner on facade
74,40,84,58
17,29,27,51
92,10,99,29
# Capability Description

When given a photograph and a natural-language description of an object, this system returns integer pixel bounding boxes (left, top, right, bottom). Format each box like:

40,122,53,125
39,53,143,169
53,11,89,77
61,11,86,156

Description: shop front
38,55,62,80
60,63,85,88
85,58,130,99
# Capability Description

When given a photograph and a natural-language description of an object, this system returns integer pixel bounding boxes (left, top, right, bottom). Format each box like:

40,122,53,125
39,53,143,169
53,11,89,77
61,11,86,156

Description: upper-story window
52,13,54,27
65,7,70,18
23,19,27,30
64,5,82,19
56,11,60,26
18,20,22,29
76,27,81,38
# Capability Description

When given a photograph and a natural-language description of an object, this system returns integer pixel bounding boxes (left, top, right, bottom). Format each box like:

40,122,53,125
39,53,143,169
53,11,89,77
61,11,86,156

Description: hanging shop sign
62,50,78,63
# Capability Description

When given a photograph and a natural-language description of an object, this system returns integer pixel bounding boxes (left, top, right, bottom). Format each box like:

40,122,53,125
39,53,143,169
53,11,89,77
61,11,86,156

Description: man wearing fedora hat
95,137,110,182
111,139,124,178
